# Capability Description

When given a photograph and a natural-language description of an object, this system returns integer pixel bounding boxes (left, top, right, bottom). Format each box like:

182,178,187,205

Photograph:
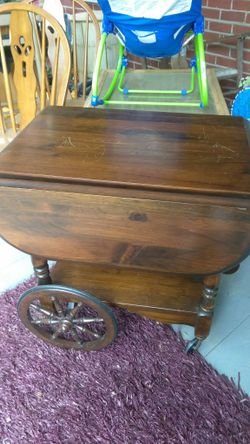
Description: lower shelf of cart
51,261,203,325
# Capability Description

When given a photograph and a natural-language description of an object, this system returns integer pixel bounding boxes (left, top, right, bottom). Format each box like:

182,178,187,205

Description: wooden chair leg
72,0,78,99
0,105,5,135
82,14,89,105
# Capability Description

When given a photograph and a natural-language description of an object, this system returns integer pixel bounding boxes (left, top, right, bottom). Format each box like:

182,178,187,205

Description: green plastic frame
91,31,208,108
195,33,208,107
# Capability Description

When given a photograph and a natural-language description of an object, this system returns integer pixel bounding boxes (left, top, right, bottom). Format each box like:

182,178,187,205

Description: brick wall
203,0,250,102
204,0,249,75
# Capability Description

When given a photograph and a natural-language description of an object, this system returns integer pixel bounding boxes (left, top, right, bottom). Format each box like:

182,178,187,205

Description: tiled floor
0,237,250,396
174,256,250,395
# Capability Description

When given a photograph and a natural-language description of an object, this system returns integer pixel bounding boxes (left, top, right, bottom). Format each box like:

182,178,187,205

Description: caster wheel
185,337,203,353
17,285,117,351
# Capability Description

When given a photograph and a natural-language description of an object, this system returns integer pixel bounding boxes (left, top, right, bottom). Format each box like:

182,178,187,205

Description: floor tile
0,256,33,293
0,238,29,267
200,255,250,356
204,314,250,396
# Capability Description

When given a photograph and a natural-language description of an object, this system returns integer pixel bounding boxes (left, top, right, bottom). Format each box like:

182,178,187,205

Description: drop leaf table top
0,107,249,349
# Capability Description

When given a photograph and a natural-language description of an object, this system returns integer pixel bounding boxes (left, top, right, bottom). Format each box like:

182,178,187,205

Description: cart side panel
0,186,249,275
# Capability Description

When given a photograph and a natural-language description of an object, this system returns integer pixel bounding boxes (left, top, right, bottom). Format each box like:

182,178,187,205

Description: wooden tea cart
0,107,249,352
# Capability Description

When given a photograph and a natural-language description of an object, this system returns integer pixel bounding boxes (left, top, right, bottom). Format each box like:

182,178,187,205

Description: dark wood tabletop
0,107,249,198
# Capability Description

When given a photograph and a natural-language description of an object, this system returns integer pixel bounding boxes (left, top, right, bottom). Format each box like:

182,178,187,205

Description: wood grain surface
0,186,249,275
0,107,249,197
51,261,203,325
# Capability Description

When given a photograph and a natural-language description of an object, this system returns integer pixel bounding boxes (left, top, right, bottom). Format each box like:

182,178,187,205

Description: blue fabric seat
91,0,208,108
98,0,203,57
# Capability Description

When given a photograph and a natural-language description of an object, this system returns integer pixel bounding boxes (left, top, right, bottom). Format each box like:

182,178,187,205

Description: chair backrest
23,0,101,105
0,3,71,134
98,0,202,58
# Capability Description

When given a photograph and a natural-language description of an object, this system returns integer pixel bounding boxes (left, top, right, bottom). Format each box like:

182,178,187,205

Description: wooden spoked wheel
17,285,117,350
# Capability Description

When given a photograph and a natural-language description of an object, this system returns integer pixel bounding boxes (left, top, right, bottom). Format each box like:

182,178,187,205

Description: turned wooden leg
186,274,220,353
31,256,53,310
195,274,220,339
31,256,52,285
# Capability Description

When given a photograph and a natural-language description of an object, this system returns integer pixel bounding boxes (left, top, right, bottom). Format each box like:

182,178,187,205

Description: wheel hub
60,319,72,332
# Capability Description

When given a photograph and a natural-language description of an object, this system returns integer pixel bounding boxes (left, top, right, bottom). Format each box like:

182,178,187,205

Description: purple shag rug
0,277,250,444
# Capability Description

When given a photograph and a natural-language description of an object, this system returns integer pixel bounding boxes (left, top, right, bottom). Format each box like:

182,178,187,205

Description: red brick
243,61,250,73
232,0,250,11
204,31,221,40
205,53,217,64
244,49,250,61
127,54,142,63
89,3,101,10
206,0,232,8
147,59,160,68
207,47,233,61
213,46,232,56
203,7,221,19
216,56,236,67
232,24,250,34
208,21,233,33
221,10,246,21
128,61,135,69
221,78,237,87
61,0,72,5
64,6,75,13
133,63,143,70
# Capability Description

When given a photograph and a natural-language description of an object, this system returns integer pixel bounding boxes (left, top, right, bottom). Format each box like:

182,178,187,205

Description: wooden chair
0,3,71,137
204,32,250,96
23,0,101,106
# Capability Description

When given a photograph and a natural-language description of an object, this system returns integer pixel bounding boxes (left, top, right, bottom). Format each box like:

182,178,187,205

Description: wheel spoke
71,327,83,345
51,324,64,340
31,318,61,325
30,303,58,318
51,296,64,316
68,302,83,319
73,317,104,324
75,324,101,339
